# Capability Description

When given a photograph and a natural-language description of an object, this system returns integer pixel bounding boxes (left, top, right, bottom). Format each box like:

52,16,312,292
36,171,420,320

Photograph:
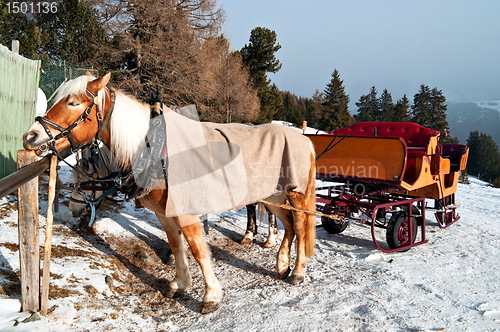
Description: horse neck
107,92,151,169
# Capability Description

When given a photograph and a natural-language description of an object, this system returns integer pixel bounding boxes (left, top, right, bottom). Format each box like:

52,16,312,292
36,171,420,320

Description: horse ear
89,73,111,92
84,71,93,76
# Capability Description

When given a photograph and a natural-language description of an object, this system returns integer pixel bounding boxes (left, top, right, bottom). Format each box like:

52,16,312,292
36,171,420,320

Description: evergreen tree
0,0,44,57
430,87,450,138
369,86,381,121
411,84,432,126
393,94,412,122
257,83,283,123
306,89,325,129
355,86,379,122
466,131,500,181
276,91,306,126
466,131,480,176
320,69,352,131
240,27,282,123
411,84,451,141
355,94,372,122
35,0,106,64
379,89,395,121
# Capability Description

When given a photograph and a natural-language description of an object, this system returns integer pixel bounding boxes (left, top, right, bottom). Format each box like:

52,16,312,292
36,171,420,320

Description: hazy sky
218,0,500,105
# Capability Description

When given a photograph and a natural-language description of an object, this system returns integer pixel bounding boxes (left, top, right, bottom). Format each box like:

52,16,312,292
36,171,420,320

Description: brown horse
23,73,316,313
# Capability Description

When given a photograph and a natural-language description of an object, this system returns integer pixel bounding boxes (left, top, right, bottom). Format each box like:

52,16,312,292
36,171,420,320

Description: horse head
23,73,111,156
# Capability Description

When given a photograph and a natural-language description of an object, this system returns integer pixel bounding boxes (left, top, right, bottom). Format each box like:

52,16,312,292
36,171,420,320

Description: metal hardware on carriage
316,184,429,253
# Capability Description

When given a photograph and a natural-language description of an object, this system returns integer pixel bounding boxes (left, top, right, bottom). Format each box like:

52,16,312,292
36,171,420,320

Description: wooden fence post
41,155,57,315
17,150,40,312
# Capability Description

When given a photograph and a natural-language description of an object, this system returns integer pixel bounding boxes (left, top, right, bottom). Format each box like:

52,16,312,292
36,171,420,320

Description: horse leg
286,156,317,284
287,192,309,284
263,209,278,248
155,213,191,298
264,194,295,279
240,203,257,244
175,215,223,313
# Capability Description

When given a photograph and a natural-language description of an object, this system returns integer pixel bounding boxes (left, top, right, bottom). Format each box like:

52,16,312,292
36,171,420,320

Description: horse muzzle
23,125,52,156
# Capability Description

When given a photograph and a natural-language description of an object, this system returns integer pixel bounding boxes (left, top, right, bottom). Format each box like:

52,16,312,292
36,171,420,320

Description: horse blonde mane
53,75,106,108
109,91,151,169
54,75,151,169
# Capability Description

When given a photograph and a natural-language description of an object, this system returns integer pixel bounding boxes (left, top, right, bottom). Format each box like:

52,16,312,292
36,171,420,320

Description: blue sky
218,0,500,105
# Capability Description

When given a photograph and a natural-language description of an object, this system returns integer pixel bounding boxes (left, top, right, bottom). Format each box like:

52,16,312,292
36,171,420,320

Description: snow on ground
0,160,499,331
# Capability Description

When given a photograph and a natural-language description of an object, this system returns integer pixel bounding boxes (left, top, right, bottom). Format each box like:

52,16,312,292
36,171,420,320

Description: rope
259,200,342,221
315,135,348,161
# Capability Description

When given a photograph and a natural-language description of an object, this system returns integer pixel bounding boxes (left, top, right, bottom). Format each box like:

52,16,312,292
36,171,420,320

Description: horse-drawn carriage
23,73,470,312
307,122,469,252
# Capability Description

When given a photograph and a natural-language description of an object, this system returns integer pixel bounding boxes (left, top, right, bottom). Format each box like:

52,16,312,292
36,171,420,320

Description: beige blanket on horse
155,108,312,217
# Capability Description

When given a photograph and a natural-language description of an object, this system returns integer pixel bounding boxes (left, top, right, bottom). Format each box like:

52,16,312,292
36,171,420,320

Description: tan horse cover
153,108,312,217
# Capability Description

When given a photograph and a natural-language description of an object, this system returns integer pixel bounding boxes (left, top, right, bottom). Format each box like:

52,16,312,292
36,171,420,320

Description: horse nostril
25,131,39,143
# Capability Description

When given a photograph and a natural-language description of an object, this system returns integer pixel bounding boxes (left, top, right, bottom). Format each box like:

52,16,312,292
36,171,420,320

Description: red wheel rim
397,219,410,245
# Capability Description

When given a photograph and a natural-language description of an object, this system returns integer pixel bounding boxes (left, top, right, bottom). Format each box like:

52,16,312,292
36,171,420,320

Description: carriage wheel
386,211,417,250
321,215,349,234
435,195,457,228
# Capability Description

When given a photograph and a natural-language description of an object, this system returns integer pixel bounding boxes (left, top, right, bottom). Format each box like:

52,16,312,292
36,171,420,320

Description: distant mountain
447,101,500,146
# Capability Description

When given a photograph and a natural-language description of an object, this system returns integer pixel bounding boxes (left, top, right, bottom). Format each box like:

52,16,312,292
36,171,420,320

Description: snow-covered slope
0,163,499,331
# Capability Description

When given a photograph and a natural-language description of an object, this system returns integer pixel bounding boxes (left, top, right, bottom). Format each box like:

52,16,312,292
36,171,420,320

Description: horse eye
68,101,80,107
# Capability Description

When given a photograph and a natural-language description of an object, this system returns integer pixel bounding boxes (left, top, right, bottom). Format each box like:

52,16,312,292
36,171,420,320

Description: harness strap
97,90,115,141
75,186,119,227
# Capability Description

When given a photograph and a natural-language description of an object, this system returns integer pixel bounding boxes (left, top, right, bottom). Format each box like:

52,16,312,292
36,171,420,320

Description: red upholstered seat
440,144,469,171
331,122,440,148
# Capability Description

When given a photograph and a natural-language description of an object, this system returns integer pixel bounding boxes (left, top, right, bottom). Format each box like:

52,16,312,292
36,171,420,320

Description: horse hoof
201,301,220,314
277,267,291,280
263,241,276,248
165,254,175,266
288,275,305,285
165,288,184,298
239,237,252,244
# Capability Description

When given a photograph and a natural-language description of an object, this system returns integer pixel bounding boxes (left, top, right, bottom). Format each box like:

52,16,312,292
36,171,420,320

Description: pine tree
276,91,306,126
430,87,450,139
369,86,381,121
306,90,325,129
411,84,451,141
466,131,500,181
411,84,432,126
379,89,395,121
0,0,44,57
35,0,106,64
321,69,352,131
393,94,412,122
240,27,283,123
355,94,372,122
355,86,379,122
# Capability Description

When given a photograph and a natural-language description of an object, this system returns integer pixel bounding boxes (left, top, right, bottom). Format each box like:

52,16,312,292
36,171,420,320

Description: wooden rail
0,149,71,198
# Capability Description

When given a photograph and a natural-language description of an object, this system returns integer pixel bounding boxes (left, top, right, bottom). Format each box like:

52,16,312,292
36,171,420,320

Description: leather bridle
36,88,106,154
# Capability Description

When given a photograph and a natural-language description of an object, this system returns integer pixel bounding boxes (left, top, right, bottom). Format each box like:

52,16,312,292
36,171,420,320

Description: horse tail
305,150,317,258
